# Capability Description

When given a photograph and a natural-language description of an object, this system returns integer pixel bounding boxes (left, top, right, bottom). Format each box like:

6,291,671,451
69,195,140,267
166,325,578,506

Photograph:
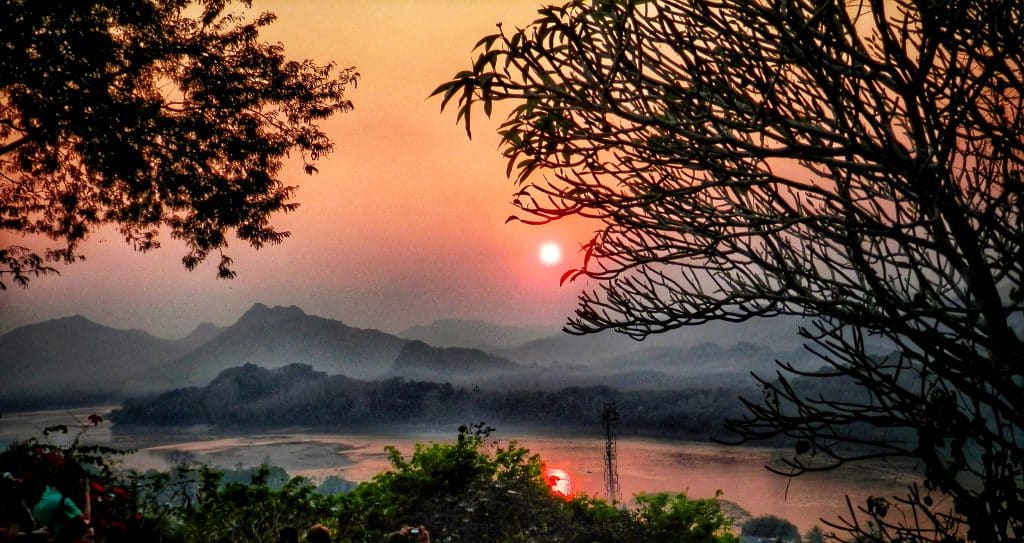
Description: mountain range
130,303,410,388
0,316,194,401
0,302,817,408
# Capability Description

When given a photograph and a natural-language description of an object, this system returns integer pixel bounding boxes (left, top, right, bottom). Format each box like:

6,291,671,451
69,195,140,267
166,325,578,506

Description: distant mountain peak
22,314,145,337
392,340,518,378
237,303,310,325
47,314,99,329
0,314,192,400
245,302,306,315
133,303,408,389
191,321,221,333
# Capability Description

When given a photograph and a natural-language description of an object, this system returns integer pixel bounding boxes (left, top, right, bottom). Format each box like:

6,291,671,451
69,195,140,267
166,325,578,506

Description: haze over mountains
398,319,556,351
133,303,408,388
0,315,193,401
0,302,818,408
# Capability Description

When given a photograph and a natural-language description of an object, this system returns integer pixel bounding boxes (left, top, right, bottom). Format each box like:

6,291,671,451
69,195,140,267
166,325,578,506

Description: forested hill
110,363,754,440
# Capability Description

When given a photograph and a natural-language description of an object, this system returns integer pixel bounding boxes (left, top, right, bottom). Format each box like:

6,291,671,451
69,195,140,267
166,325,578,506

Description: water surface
1,406,921,533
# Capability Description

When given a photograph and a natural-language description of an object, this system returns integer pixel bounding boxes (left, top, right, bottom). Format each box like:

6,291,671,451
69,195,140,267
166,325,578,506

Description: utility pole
602,402,621,503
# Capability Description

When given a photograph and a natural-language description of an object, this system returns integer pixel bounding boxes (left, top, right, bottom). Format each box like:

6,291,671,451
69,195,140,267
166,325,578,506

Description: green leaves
634,492,739,543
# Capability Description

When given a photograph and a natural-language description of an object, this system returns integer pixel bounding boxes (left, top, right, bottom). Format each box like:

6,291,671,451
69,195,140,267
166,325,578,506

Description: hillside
499,316,809,366
595,341,818,382
132,303,409,389
111,362,753,439
388,340,520,381
0,316,196,402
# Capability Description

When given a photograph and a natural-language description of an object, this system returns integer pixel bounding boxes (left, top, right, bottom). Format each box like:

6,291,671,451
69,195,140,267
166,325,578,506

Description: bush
634,492,740,543
741,514,802,542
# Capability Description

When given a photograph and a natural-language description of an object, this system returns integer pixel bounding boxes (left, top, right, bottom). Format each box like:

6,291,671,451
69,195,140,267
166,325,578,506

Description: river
0,406,922,534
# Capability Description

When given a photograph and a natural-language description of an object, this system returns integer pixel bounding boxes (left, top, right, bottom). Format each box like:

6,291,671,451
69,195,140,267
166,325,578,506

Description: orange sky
0,0,597,338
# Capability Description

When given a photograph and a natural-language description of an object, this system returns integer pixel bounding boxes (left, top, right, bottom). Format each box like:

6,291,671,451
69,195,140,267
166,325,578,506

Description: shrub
741,514,802,542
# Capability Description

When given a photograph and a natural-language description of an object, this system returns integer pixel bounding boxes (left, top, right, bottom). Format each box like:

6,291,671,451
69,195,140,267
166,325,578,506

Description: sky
0,0,599,339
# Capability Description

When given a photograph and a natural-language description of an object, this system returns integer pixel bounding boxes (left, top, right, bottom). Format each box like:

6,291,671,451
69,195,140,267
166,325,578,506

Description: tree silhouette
435,0,1022,541
0,0,358,287
741,514,801,542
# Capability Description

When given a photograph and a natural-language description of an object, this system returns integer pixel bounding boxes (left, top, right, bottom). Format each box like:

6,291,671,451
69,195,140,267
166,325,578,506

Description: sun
539,242,562,265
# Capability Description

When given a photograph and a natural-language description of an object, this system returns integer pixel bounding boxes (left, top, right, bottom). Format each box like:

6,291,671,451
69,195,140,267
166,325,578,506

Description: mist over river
1,406,923,533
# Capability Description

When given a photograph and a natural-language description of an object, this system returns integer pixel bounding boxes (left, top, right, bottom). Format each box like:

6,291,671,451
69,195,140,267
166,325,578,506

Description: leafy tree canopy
0,0,358,287
741,514,801,542
803,525,826,543
436,0,1023,541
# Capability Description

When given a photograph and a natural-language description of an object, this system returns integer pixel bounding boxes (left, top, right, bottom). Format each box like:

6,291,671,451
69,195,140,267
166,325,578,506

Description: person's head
49,466,83,496
305,523,331,543
17,469,46,505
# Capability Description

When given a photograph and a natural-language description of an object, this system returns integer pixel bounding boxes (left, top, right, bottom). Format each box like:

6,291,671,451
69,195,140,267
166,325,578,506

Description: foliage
0,416,344,543
0,0,358,287
3,419,746,543
435,0,1024,541
741,514,801,542
159,466,341,543
0,414,127,487
336,422,739,543
633,492,739,543
0,415,148,540
335,422,568,542
803,525,827,543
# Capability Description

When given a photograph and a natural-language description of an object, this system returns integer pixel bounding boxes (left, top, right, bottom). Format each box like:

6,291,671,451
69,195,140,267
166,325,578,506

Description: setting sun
539,242,562,265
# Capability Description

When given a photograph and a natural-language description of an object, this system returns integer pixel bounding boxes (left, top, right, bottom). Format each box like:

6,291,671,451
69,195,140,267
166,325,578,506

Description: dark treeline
111,363,751,439
111,363,887,445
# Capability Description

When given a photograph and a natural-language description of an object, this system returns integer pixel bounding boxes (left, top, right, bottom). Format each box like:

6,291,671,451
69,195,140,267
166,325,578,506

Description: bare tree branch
438,0,1024,540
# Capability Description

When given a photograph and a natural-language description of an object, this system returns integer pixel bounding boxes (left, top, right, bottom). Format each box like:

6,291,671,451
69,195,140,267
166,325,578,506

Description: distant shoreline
4,403,736,447
109,419,731,444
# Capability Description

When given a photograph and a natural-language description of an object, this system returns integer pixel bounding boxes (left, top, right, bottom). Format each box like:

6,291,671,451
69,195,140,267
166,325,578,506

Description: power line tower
602,402,621,503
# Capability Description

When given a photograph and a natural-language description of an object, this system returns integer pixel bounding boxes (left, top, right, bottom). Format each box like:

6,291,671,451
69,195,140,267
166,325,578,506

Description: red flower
90,481,106,493
112,487,130,499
